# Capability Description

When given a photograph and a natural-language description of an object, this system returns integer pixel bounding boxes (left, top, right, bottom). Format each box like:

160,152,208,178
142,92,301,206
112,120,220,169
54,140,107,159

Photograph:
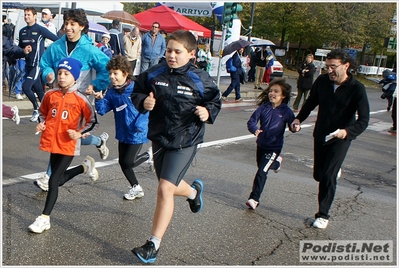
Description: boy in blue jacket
94,55,152,200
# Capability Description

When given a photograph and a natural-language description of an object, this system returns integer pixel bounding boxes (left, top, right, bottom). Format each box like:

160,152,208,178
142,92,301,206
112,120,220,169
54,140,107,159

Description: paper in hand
325,129,339,142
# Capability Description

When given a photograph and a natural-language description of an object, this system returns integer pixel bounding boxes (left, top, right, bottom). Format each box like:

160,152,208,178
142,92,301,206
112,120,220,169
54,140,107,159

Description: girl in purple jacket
246,78,295,210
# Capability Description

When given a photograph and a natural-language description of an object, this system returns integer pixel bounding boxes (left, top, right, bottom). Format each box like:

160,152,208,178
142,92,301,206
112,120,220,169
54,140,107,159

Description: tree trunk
280,27,286,48
295,37,303,66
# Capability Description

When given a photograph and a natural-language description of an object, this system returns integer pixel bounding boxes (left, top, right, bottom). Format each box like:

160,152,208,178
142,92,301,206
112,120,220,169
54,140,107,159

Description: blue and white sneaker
187,179,204,213
30,110,39,122
132,240,159,264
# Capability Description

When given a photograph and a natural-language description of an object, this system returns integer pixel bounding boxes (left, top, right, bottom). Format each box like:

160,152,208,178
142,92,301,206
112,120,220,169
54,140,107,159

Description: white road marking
3,107,392,185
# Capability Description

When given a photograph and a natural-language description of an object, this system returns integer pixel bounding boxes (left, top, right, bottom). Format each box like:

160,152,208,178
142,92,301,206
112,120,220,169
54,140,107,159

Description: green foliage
122,2,157,15
122,2,396,62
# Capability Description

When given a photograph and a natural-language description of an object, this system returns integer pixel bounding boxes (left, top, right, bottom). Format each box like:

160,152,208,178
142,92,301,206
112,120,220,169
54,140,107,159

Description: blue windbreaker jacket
247,102,295,151
95,81,149,145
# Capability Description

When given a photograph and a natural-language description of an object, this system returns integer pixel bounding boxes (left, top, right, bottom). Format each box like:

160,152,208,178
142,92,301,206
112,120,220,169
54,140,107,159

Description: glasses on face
324,64,343,71
152,25,159,28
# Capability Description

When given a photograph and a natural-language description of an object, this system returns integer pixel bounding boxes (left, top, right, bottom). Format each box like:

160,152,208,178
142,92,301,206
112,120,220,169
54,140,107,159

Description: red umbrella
133,5,211,38
101,10,140,26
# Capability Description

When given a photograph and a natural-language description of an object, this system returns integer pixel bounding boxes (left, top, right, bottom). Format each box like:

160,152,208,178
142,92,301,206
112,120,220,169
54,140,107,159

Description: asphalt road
2,76,397,266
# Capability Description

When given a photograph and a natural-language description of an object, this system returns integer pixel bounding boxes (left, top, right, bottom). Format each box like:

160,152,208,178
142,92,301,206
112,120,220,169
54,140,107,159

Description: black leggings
248,147,281,202
43,153,84,215
118,142,148,187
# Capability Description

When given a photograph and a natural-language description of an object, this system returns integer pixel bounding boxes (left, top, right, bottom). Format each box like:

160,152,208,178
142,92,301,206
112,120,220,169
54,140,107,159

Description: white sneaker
28,216,50,233
34,174,49,191
124,184,145,200
337,168,342,180
11,106,20,124
30,110,39,122
15,93,24,100
97,132,109,160
82,156,98,181
274,156,283,173
245,199,259,210
313,217,329,229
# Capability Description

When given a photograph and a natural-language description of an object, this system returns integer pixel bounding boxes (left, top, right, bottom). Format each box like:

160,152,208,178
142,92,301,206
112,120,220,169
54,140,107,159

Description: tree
122,2,156,15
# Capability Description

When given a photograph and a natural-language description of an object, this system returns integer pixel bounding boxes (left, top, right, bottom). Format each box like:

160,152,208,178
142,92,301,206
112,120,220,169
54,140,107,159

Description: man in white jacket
38,8,57,49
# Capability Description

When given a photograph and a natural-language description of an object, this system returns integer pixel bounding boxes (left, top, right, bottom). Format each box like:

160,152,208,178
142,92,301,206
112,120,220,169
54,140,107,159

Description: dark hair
256,78,292,106
106,55,133,80
326,49,357,74
24,7,37,15
168,30,197,52
63,9,89,34
153,21,160,27
112,19,120,27
123,27,131,33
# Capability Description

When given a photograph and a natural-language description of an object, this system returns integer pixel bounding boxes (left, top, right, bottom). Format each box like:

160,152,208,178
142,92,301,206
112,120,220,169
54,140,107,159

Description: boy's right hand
36,122,46,133
144,92,156,111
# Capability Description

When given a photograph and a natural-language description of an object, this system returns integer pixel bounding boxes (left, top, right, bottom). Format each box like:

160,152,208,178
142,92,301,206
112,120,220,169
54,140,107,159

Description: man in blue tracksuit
19,7,58,122
140,22,166,73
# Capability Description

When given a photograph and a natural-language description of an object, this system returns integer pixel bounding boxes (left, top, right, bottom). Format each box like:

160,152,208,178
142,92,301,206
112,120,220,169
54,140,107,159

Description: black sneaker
132,240,159,264
186,179,204,213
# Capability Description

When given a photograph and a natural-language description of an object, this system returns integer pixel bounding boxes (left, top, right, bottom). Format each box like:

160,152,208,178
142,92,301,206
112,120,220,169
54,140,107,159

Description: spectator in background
124,26,142,75
196,43,212,73
159,29,167,39
389,85,397,133
38,9,57,49
158,30,168,64
2,18,15,40
247,47,258,82
57,25,65,38
109,19,125,56
262,52,274,85
254,45,267,90
292,54,315,112
123,27,131,36
221,47,244,102
97,33,113,59
140,22,165,72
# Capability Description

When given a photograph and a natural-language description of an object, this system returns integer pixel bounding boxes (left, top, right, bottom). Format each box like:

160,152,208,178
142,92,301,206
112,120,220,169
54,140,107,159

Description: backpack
226,57,236,73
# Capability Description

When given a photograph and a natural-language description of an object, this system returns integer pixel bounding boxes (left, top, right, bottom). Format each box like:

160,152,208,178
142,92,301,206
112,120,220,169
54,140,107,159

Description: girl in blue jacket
94,55,152,200
246,78,295,210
